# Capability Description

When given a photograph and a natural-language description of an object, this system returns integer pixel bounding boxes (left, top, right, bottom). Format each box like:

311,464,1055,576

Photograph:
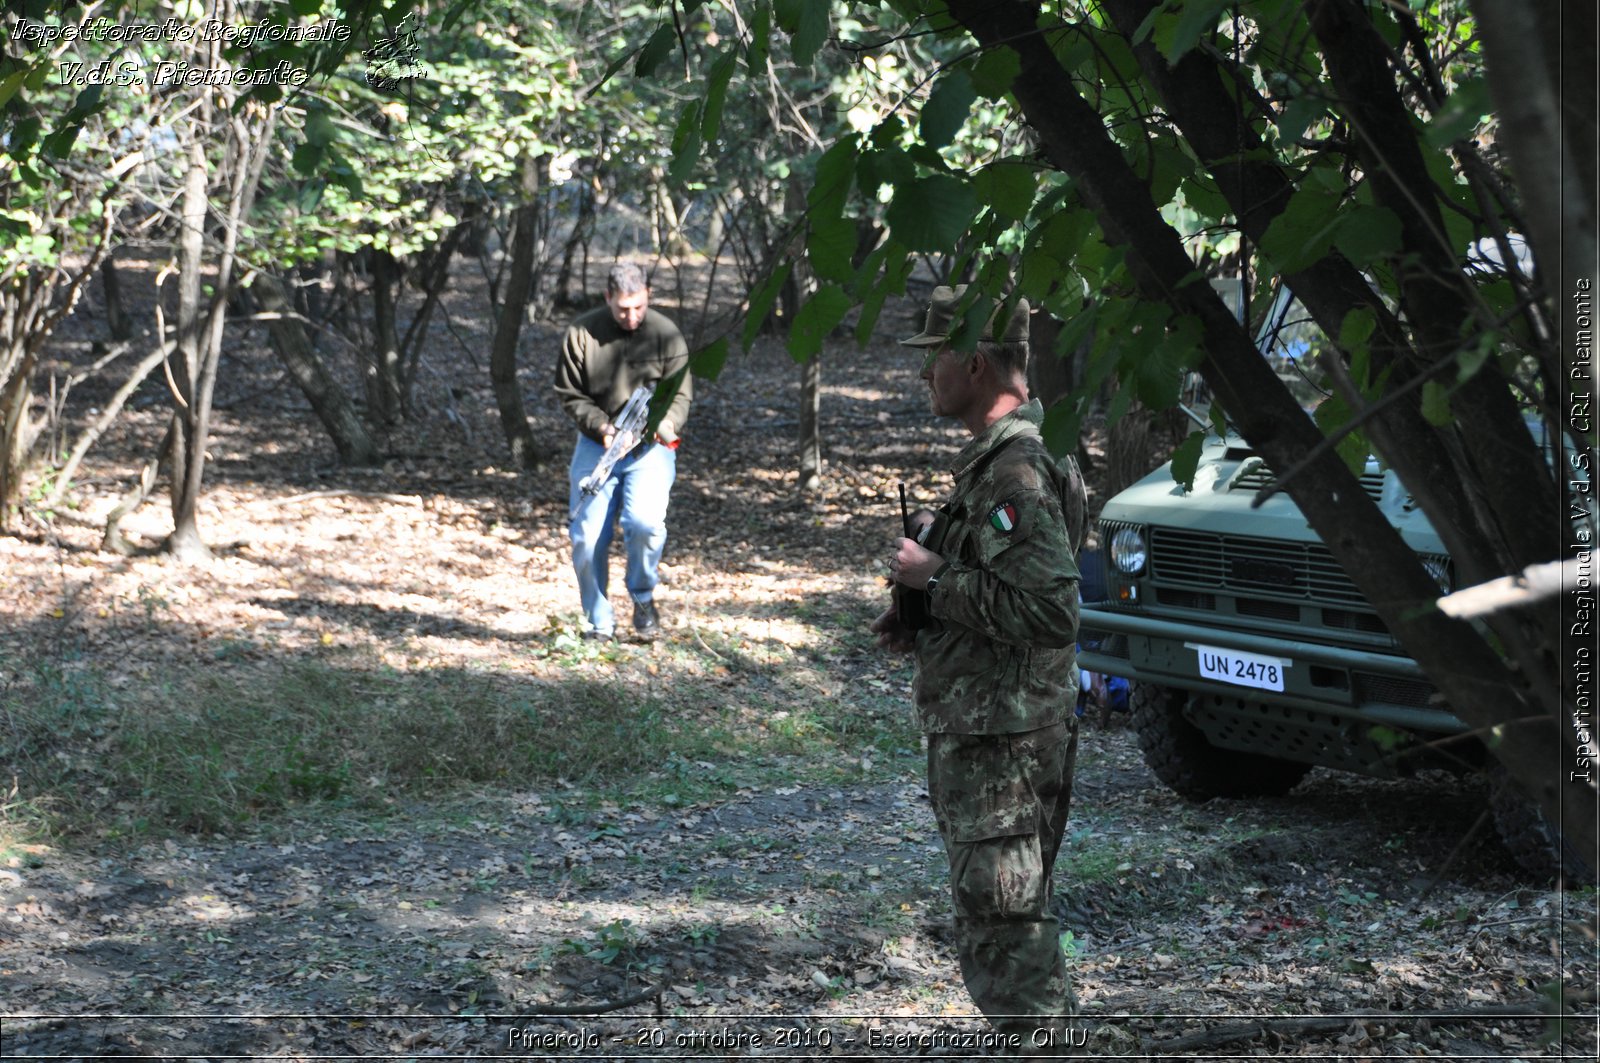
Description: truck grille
1149,527,1368,606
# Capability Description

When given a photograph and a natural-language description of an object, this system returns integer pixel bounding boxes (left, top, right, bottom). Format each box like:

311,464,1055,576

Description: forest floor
1,255,1596,1060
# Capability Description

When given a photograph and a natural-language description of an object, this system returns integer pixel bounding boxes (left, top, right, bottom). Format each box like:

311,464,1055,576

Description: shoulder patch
988,500,1018,533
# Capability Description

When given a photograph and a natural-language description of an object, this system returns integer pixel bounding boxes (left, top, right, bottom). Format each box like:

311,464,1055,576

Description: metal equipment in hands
579,385,653,496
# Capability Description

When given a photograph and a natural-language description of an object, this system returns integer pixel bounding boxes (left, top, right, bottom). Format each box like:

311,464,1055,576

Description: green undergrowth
0,634,919,842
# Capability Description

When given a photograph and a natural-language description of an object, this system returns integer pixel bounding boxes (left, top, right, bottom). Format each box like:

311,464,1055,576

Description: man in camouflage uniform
872,286,1087,1053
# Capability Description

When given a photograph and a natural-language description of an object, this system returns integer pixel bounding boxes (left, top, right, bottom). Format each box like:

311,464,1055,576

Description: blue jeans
567,433,677,636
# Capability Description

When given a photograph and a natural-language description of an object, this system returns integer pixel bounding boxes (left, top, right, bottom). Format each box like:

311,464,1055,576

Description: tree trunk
165,137,211,563
367,249,404,425
554,182,597,308
398,221,471,403
488,153,544,470
1027,305,1072,408
0,348,36,532
159,88,272,563
798,354,822,496
101,256,132,342
253,273,382,466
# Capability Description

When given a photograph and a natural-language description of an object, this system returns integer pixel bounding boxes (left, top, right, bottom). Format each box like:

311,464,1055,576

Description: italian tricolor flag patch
989,501,1018,533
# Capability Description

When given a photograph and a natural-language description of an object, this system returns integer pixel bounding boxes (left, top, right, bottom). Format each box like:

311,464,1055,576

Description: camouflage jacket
913,400,1085,735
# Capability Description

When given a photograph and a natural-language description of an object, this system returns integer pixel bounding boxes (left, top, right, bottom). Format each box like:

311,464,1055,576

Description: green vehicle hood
1100,434,1449,556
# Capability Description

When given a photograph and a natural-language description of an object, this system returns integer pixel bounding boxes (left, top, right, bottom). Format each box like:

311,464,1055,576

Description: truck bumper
1079,606,1466,736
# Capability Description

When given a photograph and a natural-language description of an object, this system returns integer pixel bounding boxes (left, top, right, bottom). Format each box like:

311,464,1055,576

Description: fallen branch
1147,1015,1354,1054
248,490,423,508
511,979,665,1016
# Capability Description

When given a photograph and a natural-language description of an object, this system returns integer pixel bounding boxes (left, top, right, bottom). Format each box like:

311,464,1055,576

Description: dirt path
3,732,1594,1058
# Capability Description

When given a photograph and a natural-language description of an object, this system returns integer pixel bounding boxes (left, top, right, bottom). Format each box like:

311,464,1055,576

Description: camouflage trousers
927,722,1080,1054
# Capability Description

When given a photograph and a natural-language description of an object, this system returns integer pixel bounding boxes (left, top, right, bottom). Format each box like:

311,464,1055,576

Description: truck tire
1488,769,1597,885
1130,681,1311,800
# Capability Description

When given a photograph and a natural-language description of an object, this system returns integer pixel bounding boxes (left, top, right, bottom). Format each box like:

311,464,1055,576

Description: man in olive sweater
554,264,693,639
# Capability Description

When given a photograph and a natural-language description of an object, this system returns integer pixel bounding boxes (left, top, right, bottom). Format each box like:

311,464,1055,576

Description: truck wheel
1488,769,1597,885
1129,681,1311,800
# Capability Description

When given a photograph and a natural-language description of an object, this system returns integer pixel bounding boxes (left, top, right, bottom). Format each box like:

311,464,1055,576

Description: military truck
1076,287,1585,881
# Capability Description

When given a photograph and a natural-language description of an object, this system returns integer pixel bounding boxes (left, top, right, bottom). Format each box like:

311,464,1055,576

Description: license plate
1190,643,1289,692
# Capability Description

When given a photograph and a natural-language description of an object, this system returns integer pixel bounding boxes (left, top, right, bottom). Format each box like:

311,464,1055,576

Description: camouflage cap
900,284,1030,348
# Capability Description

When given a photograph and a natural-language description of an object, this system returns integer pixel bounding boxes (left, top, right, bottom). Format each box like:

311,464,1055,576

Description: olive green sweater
553,306,693,443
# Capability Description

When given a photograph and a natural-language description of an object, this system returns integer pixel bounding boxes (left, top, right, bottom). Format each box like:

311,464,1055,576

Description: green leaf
41,123,83,159
921,69,976,150
775,0,828,64
857,143,913,196
973,161,1036,221
23,59,50,92
885,174,979,253
292,143,325,175
742,262,792,351
0,67,27,113
1178,175,1230,222
971,46,1020,99
1332,205,1403,265
7,116,40,159
296,179,326,212
305,108,337,148
1455,332,1495,382
1016,249,1064,305
1136,140,1194,209
1050,22,1095,72
1157,0,1229,62
1425,77,1492,148
853,240,912,345
1276,93,1327,146
807,214,856,284
635,24,677,78
701,50,738,142
848,279,884,344
1170,431,1206,492
647,366,690,434
788,284,853,363
1338,306,1376,351
690,337,730,382
1135,314,1203,409
809,137,858,215
1042,397,1087,458
290,0,322,14
1427,379,1452,422
749,3,772,68
1339,307,1377,390
668,102,703,186
1209,402,1229,440
1313,395,1371,474
1035,208,1094,270
790,0,830,65
1259,186,1343,273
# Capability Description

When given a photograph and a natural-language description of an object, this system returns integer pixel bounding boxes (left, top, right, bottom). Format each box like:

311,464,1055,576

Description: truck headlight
1109,526,1148,576
1421,555,1454,593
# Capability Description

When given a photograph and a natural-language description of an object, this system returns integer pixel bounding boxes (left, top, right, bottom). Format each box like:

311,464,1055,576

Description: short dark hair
977,338,1029,379
607,263,648,296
